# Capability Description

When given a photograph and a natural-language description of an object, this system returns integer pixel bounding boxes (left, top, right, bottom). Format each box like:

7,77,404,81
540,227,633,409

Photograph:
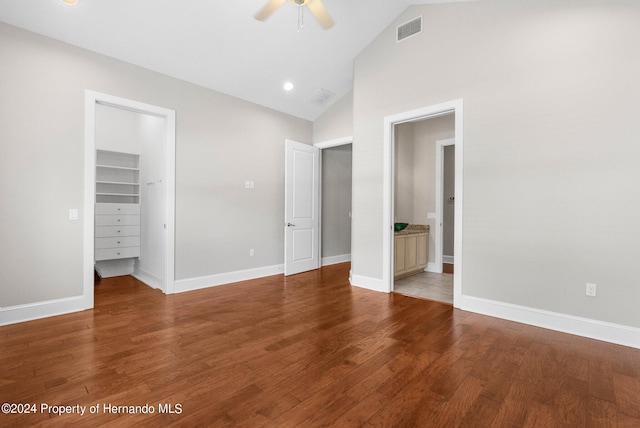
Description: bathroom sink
394,222,409,232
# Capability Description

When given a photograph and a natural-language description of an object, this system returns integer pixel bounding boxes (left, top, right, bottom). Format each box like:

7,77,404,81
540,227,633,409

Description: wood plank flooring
1,262,639,427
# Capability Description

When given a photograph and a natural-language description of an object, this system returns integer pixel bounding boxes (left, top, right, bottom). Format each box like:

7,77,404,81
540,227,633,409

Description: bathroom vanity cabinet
394,226,429,280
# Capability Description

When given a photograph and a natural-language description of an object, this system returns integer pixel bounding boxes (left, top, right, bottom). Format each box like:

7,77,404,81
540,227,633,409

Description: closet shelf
96,192,140,197
95,150,141,264
96,164,140,171
96,180,140,186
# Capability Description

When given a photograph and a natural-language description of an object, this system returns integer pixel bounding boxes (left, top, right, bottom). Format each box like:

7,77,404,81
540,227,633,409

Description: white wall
95,104,144,154
352,0,640,328
0,23,311,313
138,111,166,285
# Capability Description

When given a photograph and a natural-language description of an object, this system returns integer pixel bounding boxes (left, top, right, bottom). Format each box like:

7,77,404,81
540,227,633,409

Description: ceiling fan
254,0,334,30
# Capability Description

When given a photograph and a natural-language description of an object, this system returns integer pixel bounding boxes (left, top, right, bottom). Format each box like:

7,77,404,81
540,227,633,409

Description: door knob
286,222,296,227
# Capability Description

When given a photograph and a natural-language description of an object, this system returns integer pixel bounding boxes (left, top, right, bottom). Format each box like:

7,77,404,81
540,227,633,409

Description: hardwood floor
1,262,639,427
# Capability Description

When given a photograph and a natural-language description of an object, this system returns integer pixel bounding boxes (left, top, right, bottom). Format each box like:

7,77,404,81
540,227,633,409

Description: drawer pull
117,219,121,222
117,241,121,244
117,252,121,255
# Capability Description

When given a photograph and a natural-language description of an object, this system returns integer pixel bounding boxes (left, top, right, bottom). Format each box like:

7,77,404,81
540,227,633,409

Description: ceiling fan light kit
255,0,334,30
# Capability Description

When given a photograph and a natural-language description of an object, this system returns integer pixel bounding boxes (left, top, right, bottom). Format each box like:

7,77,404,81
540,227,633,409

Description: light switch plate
69,209,79,221
427,213,436,220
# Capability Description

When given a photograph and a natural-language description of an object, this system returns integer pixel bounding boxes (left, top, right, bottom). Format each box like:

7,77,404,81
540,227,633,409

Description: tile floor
393,271,454,304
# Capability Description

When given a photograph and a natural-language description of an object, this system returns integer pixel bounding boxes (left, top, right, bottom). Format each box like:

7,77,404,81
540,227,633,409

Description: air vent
397,16,422,42
308,88,336,106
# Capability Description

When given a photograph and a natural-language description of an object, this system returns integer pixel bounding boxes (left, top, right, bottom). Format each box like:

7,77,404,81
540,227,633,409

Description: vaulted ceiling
0,0,462,121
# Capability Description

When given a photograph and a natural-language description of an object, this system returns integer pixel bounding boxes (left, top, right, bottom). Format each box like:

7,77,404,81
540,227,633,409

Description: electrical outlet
586,283,597,297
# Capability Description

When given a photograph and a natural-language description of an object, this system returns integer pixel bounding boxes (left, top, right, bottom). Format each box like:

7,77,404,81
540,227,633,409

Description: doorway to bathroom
392,116,454,303
382,99,463,306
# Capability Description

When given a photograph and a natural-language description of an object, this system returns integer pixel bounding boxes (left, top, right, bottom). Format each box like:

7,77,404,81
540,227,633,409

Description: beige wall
313,91,353,144
394,122,415,223
0,23,311,308
352,0,640,327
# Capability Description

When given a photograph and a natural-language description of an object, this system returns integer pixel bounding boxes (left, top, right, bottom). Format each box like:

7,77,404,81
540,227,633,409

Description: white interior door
284,139,320,276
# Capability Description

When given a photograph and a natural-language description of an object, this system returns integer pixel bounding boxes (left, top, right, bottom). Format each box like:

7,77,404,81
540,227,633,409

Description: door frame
382,99,463,307
434,138,456,274
314,136,353,150
314,136,353,267
83,90,176,308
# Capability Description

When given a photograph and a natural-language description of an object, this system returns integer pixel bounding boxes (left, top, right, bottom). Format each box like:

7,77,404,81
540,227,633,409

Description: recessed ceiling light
61,0,79,5
283,82,294,91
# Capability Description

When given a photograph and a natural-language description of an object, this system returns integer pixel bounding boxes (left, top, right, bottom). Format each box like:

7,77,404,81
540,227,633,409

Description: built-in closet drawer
95,203,140,215
95,236,141,249
95,214,140,227
95,225,141,238
94,152,141,267
95,247,141,261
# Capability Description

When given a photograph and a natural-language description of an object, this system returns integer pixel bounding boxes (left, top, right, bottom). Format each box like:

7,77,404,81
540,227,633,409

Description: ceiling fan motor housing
256,0,334,30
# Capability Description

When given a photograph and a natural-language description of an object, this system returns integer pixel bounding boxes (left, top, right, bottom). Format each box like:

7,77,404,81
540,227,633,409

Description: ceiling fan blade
254,0,287,21
306,0,334,29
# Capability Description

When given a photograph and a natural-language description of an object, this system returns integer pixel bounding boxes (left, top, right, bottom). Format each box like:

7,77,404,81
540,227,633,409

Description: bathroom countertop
395,224,429,235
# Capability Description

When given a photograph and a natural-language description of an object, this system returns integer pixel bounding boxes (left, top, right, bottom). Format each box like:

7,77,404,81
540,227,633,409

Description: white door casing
284,139,320,276
84,90,176,308
383,99,463,307
433,138,455,274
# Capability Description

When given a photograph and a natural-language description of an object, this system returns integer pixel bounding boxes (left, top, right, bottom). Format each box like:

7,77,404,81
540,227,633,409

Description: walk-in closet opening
84,91,176,307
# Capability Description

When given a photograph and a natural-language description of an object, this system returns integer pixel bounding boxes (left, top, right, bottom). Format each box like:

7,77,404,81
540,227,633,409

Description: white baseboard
425,262,441,273
321,253,351,266
6,267,636,349
350,273,387,293
132,268,162,290
0,295,89,327
459,295,640,349
174,264,284,294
